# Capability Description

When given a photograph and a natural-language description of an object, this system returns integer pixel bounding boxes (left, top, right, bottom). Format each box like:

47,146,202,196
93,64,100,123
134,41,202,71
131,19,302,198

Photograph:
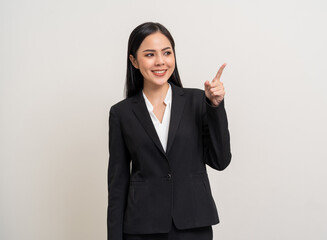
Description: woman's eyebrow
142,47,171,52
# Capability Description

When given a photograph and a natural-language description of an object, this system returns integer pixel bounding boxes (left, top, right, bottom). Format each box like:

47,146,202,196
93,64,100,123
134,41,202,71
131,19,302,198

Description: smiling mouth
151,70,167,74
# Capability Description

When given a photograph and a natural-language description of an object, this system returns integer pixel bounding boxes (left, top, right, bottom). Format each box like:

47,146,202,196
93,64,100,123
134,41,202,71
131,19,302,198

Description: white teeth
153,70,166,73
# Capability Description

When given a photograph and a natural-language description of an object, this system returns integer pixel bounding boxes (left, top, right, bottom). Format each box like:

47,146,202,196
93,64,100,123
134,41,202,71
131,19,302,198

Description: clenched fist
204,63,227,107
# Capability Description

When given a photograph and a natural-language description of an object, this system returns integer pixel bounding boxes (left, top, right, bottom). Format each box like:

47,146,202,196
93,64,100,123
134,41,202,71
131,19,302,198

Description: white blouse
142,83,172,152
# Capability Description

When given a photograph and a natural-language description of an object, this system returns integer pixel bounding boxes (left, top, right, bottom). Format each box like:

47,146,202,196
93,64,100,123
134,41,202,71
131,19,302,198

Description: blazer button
167,173,172,180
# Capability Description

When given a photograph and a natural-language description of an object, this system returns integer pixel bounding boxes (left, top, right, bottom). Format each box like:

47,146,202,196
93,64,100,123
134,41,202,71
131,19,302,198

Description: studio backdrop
1,0,327,239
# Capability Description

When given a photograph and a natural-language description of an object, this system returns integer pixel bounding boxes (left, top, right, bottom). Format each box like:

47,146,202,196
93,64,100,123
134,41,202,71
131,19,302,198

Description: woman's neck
143,81,169,106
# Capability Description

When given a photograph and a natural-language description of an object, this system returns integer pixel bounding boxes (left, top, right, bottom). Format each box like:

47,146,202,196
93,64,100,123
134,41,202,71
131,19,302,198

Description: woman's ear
129,54,139,69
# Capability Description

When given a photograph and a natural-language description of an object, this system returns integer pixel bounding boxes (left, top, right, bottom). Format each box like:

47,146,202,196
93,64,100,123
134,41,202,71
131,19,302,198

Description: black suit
107,81,231,240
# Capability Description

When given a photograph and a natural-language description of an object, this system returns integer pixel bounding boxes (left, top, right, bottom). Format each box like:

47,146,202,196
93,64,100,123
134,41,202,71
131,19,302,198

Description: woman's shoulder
183,86,204,95
179,85,206,101
171,84,206,110
109,96,135,114
171,82,205,98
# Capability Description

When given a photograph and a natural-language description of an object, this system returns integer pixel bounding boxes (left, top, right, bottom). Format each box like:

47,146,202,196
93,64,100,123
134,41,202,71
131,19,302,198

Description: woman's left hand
204,63,227,107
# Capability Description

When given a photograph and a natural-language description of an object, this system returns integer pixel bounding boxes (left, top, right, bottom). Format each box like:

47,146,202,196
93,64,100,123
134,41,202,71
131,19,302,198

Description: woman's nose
155,55,165,66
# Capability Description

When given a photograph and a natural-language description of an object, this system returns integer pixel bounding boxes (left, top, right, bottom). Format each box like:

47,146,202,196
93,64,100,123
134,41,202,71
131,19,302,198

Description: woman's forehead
138,32,172,51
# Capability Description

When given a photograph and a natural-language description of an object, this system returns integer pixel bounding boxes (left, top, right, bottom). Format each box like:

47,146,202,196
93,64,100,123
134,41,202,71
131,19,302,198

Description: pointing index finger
214,63,227,81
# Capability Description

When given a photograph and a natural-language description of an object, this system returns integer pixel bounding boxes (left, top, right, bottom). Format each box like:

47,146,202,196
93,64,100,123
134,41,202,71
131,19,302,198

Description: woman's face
130,32,175,88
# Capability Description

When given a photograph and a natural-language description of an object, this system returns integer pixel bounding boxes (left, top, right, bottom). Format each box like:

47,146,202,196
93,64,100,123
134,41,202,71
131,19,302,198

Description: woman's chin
144,79,169,88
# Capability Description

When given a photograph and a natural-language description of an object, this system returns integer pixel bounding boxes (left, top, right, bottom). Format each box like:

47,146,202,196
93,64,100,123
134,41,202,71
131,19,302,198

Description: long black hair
124,22,183,98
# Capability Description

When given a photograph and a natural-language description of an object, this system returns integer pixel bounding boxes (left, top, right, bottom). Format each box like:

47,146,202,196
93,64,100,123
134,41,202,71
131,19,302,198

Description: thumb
204,80,210,89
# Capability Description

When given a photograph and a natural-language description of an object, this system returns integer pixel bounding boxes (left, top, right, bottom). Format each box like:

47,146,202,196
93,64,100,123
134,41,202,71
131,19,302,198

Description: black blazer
107,81,231,239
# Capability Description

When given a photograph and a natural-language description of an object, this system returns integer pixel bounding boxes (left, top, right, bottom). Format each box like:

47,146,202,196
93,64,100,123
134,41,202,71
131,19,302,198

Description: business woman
108,22,232,240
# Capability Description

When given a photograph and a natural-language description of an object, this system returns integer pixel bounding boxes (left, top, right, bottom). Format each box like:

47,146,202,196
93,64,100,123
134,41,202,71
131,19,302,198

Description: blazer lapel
166,83,185,154
132,82,185,158
132,90,166,156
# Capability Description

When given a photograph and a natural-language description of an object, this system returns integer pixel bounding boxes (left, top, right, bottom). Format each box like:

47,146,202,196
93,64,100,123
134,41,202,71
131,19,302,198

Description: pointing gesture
204,63,227,107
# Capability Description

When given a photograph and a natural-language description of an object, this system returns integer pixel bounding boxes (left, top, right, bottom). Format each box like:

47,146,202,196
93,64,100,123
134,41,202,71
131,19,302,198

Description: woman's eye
164,51,172,55
145,53,154,57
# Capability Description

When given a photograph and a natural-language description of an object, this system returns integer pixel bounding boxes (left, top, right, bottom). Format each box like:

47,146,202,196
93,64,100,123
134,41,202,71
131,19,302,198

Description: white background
1,0,327,239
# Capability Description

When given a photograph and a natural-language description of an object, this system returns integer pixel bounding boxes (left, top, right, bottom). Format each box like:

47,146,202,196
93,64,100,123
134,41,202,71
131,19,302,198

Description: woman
108,22,231,240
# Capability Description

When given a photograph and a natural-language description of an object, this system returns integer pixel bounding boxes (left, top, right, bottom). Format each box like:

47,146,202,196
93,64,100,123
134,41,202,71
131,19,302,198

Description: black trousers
123,219,213,240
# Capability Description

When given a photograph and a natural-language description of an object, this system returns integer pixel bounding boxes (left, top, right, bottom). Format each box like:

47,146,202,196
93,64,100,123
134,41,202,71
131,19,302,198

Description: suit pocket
191,172,211,194
128,181,147,201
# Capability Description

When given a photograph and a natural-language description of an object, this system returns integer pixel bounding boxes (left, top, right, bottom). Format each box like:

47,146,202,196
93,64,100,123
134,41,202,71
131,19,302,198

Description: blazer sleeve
107,106,131,240
202,93,232,170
